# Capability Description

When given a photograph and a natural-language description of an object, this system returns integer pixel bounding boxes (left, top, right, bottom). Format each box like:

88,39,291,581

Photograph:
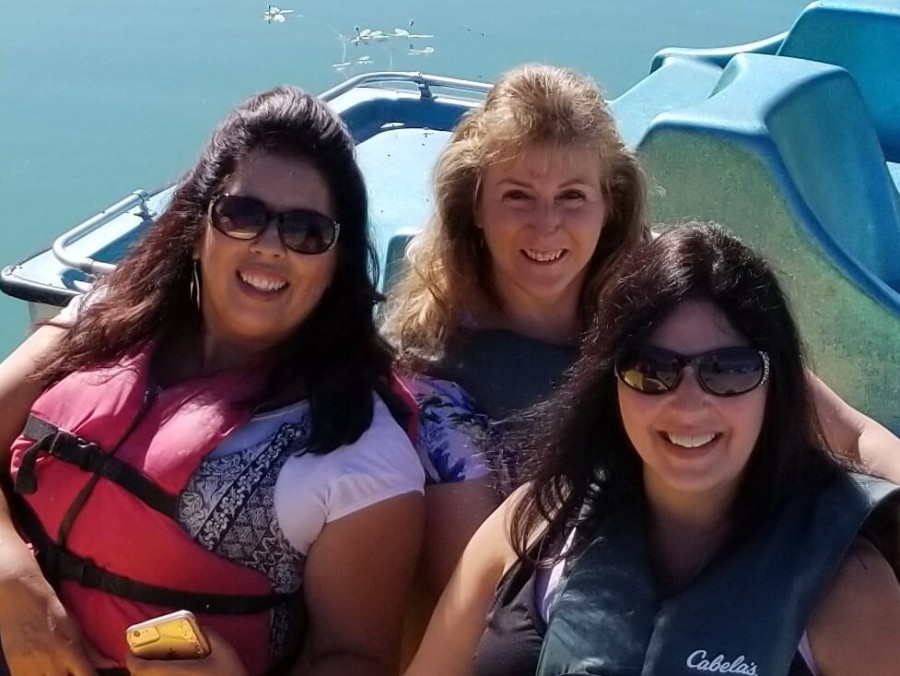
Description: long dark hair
510,223,846,560
36,86,392,454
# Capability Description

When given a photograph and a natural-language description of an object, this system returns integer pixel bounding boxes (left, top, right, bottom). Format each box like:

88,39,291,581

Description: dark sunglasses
208,194,340,255
615,345,770,397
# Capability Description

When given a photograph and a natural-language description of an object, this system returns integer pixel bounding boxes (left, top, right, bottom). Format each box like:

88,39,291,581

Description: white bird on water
263,5,294,23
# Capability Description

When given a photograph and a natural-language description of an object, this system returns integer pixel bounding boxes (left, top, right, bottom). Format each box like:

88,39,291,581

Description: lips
523,248,565,263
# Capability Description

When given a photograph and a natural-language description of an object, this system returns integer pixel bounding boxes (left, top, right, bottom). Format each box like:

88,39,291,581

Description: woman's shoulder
276,393,424,508
808,537,900,674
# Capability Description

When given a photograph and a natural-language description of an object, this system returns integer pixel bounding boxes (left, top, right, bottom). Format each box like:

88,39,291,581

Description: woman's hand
0,569,94,676
125,627,248,676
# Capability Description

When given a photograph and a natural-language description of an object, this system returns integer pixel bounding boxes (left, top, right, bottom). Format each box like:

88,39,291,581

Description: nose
250,219,286,256
668,366,710,408
532,199,561,234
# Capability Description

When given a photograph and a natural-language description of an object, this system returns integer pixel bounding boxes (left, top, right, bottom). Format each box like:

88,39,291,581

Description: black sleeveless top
473,556,545,676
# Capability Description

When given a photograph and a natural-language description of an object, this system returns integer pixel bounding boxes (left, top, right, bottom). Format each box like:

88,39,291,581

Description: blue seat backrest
778,0,900,161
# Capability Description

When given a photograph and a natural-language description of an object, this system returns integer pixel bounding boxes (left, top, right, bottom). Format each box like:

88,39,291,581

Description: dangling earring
189,260,201,311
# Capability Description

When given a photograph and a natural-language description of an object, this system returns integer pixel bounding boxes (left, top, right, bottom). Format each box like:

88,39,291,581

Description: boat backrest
777,0,900,161
636,52,900,433
354,127,453,293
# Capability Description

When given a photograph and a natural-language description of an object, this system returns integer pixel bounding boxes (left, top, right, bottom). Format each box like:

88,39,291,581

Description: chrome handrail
52,73,489,277
319,71,492,101
51,190,151,276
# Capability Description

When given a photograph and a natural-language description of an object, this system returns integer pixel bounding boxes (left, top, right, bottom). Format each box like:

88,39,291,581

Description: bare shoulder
463,484,531,577
808,538,900,675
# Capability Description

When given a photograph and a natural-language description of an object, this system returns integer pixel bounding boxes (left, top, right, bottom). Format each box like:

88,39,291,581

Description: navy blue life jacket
536,473,900,676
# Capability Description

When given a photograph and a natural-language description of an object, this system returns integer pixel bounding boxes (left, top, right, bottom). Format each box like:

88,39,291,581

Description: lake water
0,0,809,356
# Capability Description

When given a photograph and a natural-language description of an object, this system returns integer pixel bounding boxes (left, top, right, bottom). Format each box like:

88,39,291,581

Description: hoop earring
189,260,201,311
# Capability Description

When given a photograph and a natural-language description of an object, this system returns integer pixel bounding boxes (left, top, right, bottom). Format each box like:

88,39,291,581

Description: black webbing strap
31,529,291,615
15,416,179,517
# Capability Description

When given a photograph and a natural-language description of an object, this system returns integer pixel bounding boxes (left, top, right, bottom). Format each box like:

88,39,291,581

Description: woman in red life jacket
0,86,424,676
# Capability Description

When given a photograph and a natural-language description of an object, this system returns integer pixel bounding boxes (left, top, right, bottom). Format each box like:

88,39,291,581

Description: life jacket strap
376,375,420,446
15,416,179,518
33,531,291,614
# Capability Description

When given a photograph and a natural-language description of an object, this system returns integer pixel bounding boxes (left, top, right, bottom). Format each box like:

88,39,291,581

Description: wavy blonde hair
384,64,650,363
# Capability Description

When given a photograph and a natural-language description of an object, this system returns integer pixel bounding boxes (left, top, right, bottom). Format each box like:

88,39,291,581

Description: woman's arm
405,494,519,676
808,538,900,675
299,492,424,676
809,373,900,482
0,323,67,454
421,477,501,596
0,323,96,675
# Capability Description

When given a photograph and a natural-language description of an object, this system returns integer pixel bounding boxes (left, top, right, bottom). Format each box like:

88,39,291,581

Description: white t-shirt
211,395,425,556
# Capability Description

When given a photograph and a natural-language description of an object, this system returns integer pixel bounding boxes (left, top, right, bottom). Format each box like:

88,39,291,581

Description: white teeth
665,432,717,448
524,249,564,262
239,272,287,292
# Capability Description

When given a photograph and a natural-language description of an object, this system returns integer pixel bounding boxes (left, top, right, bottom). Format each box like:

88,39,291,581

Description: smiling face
476,143,607,317
195,151,338,353
617,299,768,507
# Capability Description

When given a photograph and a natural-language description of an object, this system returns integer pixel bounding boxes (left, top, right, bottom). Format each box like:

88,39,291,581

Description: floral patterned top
403,329,579,490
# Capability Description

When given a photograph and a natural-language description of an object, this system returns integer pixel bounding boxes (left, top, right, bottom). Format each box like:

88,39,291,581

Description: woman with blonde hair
385,63,650,593
384,63,900,595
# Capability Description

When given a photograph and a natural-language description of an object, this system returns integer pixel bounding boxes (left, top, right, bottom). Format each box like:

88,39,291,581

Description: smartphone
125,610,211,660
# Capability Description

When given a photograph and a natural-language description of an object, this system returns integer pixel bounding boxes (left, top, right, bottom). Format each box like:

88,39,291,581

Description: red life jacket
8,342,292,675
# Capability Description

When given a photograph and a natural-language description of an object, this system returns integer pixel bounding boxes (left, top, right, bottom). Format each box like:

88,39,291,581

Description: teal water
0,0,809,356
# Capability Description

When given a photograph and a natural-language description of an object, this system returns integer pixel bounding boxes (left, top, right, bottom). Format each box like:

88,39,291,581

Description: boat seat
637,52,900,433
610,57,724,147
777,0,900,162
354,127,452,293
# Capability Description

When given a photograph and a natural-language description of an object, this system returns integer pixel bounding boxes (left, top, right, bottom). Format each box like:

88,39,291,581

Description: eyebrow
496,177,597,188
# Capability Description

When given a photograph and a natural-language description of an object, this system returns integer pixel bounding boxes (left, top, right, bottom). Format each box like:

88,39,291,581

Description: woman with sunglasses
383,62,900,597
0,86,424,676
406,224,900,676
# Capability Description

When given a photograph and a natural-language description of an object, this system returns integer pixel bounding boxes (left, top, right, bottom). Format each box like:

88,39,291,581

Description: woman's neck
200,332,276,373
155,329,276,385
475,294,581,345
477,269,585,345
644,475,735,595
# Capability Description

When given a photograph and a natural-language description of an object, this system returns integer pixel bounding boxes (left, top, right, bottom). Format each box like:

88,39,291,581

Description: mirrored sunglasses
615,345,770,397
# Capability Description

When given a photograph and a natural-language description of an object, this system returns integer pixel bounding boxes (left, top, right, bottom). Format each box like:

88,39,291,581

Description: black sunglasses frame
208,193,341,255
615,346,770,397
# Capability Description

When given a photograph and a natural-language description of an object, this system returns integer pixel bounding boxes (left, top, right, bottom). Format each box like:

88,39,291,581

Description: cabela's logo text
686,650,758,675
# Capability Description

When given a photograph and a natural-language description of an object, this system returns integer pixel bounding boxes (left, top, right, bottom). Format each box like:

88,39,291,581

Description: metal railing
51,190,151,275
319,71,492,101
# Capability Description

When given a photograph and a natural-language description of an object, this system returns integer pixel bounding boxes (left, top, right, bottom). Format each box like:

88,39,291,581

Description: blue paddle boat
2,0,898,431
